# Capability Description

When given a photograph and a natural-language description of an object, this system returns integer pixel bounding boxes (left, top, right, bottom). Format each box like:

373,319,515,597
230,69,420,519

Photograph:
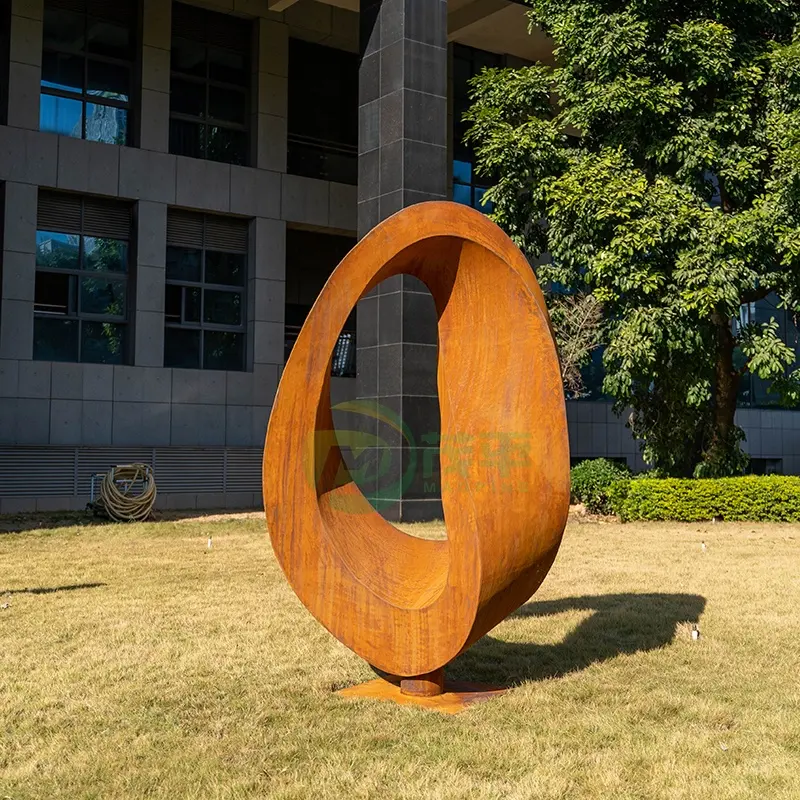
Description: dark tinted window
285,229,357,377
169,3,252,166
165,210,250,371
288,39,358,185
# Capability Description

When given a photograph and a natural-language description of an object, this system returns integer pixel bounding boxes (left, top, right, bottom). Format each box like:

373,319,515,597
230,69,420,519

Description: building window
169,2,251,166
749,458,783,475
453,44,505,213
285,229,356,378
288,39,358,186
34,191,132,364
165,210,248,371
40,0,136,145
453,160,494,212
736,294,800,408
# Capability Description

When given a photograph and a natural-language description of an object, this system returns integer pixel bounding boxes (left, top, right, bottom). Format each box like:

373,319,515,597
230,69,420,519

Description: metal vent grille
154,448,225,493
0,448,76,496
168,210,249,254
172,3,206,43
0,447,263,500
87,0,138,25
205,217,248,254
38,191,82,233
46,0,86,12
172,2,252,54
77,448,154,496
84,198,131,240
167,209,204,249
47,0,138,27
38,191,131,240
226,449,262,492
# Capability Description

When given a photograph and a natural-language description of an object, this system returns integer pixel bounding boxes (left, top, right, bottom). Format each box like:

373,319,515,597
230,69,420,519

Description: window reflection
81,321,125,364
40,94,83,138
36,231,80,269
736,293,800,407
84,104,127,145
204,331,245,372
34,197,131,365
40,1,134,145
452,45,503,214
84,237,128,273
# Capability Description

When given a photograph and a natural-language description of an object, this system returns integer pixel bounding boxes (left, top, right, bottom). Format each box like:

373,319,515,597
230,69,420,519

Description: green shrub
609,476,800,522
570,458,631,514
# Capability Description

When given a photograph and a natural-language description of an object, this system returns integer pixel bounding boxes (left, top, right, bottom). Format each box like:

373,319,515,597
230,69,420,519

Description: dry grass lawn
1,512,799,799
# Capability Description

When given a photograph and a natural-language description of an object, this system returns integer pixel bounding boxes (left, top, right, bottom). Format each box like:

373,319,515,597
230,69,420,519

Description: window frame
452,44,505,213
169,39,250,134
284,229,357,378
287,38,358,185
164,213,249,372
40,1,135,145
34,195,132,365
168,3,252,166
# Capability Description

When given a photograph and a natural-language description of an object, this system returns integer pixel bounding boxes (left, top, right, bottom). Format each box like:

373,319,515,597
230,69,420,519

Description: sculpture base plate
337,677,506,714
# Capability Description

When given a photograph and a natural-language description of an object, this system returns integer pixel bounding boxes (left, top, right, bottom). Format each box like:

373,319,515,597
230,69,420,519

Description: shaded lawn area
1,515,799,799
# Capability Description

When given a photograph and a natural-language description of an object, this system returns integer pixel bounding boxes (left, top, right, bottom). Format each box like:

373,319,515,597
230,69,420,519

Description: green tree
466,0,800,476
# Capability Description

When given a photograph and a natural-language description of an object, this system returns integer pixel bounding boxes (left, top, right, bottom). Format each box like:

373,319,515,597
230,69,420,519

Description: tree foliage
466,0,800,476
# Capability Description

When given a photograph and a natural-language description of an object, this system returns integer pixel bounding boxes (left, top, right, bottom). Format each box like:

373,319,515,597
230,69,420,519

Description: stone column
140,0,171,152
254,17,288,173
6,0,42,131
133,201,167,367
0,181,37,360
356,0,447,522
250,16,288,448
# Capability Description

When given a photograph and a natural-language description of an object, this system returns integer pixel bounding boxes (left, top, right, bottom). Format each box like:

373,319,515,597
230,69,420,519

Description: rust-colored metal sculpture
264,202,570,712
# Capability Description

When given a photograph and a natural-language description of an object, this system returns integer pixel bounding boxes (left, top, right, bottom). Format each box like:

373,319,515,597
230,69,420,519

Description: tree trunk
706,311,740,471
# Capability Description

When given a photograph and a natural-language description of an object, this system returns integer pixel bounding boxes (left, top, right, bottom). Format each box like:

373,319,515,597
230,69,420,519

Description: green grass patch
1,514,799,798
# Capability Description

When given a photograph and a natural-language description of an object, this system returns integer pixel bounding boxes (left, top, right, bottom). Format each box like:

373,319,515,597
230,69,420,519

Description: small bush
609,476,800,522
570,458,631,514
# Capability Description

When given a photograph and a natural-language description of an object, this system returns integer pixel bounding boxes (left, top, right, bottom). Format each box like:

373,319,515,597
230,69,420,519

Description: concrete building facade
0,0,798,515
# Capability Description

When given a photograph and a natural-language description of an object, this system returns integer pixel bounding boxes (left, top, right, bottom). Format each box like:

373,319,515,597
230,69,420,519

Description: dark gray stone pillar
355,0,447,522
0,0,10,127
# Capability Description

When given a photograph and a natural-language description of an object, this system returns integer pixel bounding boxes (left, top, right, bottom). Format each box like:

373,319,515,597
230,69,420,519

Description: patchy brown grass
1,515,799,799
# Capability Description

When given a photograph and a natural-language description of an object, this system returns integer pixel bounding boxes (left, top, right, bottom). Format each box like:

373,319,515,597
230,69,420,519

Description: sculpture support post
400,669,445,698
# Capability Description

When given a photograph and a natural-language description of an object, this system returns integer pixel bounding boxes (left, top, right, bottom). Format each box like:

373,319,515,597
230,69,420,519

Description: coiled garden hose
94,464,157,522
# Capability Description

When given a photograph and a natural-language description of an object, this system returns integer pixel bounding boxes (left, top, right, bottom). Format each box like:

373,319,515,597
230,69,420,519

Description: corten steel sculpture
264,201,570,712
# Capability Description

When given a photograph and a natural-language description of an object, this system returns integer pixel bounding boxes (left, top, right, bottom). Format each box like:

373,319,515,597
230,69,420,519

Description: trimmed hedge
570,458,631,514
608,476,800,522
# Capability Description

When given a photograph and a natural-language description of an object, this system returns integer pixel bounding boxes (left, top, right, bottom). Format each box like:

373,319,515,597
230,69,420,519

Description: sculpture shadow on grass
448,593,706,687
1,583,107,596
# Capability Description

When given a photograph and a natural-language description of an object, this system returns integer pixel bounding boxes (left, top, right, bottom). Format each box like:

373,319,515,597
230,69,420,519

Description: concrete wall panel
119,147,177,203
56,137,120,197
50,398,83,445
176,156,231,213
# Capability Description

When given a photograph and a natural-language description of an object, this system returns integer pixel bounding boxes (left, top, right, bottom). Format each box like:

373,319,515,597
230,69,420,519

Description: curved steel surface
264,201,570,677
